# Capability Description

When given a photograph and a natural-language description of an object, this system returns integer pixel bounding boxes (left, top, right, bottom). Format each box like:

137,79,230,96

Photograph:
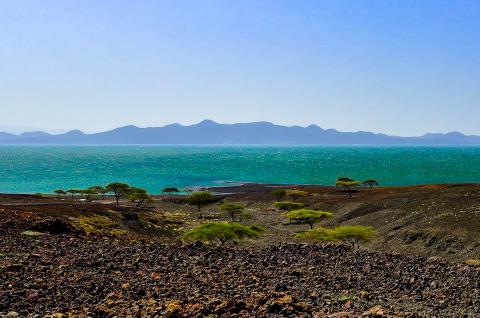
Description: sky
0,0,479,136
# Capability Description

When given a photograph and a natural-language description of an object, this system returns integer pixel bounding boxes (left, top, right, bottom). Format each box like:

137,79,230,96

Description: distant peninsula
1,120,480,145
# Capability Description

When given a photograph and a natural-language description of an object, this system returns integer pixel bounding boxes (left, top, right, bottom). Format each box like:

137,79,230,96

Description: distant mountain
1,120,480,145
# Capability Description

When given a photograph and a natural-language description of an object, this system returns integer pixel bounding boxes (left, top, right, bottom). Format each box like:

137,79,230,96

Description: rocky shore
2,228,480,317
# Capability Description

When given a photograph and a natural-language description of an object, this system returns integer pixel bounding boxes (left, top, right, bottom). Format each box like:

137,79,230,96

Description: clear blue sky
1,0,479,136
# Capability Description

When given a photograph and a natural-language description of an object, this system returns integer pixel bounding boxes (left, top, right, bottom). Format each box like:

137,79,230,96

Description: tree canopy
162,187,180,194
285,189,309,201
183,222,265,244
186,191,214,217
126,187,153,207
296,225,377,249
362,179,379,187
335,180,361,198
219,202,245,221
286,209,333,229
273,201,305,211
106,182,131,205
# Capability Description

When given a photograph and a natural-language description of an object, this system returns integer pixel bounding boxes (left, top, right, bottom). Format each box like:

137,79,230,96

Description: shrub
183,222,265,244
295,227,334,241
186,191,214,218
328,225,376,249
162,187,180,194
285,189,309,201
362,179,379,187
286,209,333,229
219,202,244,221
274,201,305,211
272,189,287,201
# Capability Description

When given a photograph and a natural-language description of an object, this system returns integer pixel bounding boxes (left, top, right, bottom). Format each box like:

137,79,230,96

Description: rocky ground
2,227,480,317
2,184,480,317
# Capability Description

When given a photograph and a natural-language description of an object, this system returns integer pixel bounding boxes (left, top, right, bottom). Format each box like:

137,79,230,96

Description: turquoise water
0,145,479,194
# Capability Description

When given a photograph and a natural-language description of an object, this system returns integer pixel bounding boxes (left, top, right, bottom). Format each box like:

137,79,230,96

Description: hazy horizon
1,1,479,135
2,119,480,138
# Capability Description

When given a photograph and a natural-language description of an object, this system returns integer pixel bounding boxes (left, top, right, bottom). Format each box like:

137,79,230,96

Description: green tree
186,191,214,218
327,225,377,249
162,187,180,195
285,189,308,202
183,222,265,244
272,189,287,201
335,181,361,198
88,185,107,199
66,189,82,199
106,182,131,206
273,201,305,211
362,179,379,187
81,188,98,201
219,202,244,221
286,209,333,229
337,177,354,182
54,189,66,198
126,187,153,207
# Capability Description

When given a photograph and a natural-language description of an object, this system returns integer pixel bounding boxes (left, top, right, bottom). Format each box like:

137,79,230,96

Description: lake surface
0,145,479,193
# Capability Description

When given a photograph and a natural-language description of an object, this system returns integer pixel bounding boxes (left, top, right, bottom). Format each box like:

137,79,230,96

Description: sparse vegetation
272,189,287,201
362,179,379,187
274,201,305,211
328,225,376,249
285,189,308,201
183,222,265,244
76,215,120,235
106,182,131,205
126,187,153,207
66,189,82,199
295,227,334,241
286,209,333,229
54,189,66,198
186,191,214,218
88,185,107,199
296,225,376,249
162,187,180,195
219,202,244,221
337,177,355,182
336,180,361,198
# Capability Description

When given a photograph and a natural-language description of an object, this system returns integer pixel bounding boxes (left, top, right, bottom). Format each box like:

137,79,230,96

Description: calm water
0,145,479,194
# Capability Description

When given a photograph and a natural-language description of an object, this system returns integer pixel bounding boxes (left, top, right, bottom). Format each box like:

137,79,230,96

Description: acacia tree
337,177,354,182
186,191,213,218
362,179,379,187
328,225,377,249
88,185,107,199
127,187,153,207
54,189,66,198
219,202,244,221
66,189,82,199
285,189,309,202
106,182,131,206
162,187,180,195
335,181,361,198
286,209,333,229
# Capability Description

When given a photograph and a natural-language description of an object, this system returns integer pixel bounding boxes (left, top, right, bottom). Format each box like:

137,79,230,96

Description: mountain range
1,120,480,145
